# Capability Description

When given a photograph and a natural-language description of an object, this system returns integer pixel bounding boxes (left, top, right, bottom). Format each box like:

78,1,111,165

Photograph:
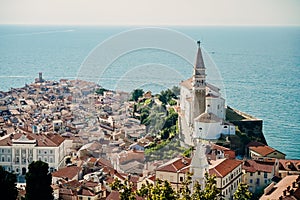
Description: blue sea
0,25,299,159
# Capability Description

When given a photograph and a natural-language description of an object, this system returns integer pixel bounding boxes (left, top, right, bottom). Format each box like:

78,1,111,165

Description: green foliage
111,173,225,200
95,87,108,95
233,183,252,200
168,99,177,106
163,108,178,129
25,161,53,200
137,179,177,200
158,88,177,105
201,173,222,200
178,172,192,200
131,89,144,102
191,173,222,200
183,147,194,158
0,166,18,200
172,86,180,97
111,178,136,200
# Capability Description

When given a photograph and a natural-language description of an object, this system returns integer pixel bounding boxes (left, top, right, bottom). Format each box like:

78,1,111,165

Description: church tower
192,41,206,126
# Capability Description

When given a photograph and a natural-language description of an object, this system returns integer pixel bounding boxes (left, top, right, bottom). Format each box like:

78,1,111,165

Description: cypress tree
25,161,53,200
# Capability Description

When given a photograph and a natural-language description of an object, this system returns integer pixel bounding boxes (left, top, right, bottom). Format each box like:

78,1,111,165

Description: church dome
195,112,222,123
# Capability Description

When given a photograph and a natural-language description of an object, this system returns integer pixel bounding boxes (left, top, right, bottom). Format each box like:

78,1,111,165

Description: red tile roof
106,191,120,200
209,159,242,178
52,166,82,180
0,132,65,147
78,188,95,197
242,160,274,173
249,145,276,156
156,157,191,173
279,159,300,171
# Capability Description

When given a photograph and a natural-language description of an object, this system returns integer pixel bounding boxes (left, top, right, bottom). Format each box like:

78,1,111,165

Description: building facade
0,131,67,180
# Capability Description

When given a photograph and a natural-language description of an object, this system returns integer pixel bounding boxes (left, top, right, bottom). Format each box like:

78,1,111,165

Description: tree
25,161,53,200
201,173,222,200
191,173,221,200
131,89,144,102
111,178,136,200
95,87,108,95
234,183,252,200
0,166,18,200
178,172,192,200
137,179,177,200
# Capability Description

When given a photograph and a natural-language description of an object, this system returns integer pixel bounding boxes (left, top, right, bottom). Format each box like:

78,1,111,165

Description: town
0,43,300,200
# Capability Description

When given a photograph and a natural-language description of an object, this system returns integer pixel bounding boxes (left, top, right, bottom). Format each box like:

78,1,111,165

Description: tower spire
191,40,206,127
195,41,205,71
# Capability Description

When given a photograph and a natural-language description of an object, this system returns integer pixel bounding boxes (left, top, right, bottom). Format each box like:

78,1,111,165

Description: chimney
283,190,287,196
292,181,296,188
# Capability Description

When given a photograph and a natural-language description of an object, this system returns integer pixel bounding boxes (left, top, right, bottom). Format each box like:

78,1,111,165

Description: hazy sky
1,0,299,26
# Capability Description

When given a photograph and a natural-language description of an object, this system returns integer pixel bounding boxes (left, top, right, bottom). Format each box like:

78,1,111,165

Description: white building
180,42,235,144
0,131,68,180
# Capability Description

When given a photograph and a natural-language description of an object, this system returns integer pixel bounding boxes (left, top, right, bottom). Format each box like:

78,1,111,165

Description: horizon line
0,23,299,27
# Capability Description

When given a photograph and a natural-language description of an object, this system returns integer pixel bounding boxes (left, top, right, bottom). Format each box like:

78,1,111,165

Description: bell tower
192,41,206,125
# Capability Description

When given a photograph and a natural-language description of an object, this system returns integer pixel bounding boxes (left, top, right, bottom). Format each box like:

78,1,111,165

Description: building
155,142,242,199
277,159,300,178
247,141,286,160
242,159,276,193
0,131,68,181
260,175,300,200
155,157,191,191
209,158,243,199
179,42,234,145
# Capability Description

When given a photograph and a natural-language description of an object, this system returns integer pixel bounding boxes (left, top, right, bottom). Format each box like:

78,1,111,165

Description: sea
0,25,299,159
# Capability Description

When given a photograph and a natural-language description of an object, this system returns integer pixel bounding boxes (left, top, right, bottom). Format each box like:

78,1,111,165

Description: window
256,178,260,186
50,150,53,154
180,177,183,182
264,180,268,184
258,171,261,175
250,172,253,176
7,149,10,153
49,157,53,163
7,156,10,162
1,156,4,162
250,179,253,183
264,172,268,178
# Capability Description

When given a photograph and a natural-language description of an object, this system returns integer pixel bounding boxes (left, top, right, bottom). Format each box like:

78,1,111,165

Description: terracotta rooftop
279,159,300,171
52,166,82,180
106,191,120,200
260,175,300,200
156,157,191,173
242,160,274,173
209,159,242,178
78,188,96,197
249,145,277,157
0,132,65,147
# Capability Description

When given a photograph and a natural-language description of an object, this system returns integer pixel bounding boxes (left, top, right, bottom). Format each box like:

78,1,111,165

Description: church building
179,41,235,145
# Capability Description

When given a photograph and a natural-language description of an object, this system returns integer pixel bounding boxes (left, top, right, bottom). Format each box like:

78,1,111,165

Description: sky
0,0,299,26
